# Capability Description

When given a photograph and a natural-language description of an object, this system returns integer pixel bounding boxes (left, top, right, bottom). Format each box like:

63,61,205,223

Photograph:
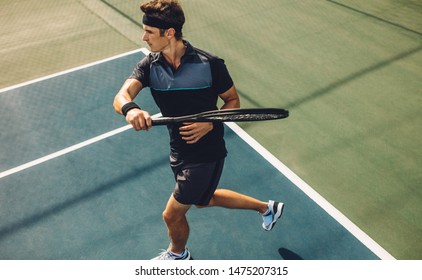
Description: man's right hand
125,108,152,131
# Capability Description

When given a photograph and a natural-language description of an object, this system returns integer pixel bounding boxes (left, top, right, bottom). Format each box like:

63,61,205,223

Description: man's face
142,25,169,52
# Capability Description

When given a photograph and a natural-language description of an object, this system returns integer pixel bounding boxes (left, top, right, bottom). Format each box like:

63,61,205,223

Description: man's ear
167,28,175,38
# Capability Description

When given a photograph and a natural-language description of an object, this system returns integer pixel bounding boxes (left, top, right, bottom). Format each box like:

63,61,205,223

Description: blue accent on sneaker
262,200,284,231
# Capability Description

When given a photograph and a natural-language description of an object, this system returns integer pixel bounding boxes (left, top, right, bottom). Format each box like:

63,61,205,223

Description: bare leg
203,189,268,214
162,195,191,254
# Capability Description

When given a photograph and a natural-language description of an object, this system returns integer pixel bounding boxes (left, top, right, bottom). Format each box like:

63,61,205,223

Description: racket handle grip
151,117,173,126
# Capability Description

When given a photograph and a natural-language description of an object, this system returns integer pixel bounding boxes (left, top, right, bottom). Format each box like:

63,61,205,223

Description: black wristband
121,102,141,116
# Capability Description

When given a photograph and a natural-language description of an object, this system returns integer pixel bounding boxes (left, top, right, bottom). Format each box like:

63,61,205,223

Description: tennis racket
151,108,289,126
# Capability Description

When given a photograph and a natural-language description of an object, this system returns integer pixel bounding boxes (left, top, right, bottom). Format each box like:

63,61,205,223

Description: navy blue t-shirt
129,41,234,162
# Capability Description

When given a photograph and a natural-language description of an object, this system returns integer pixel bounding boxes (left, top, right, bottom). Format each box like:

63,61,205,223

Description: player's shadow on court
278,248,303,260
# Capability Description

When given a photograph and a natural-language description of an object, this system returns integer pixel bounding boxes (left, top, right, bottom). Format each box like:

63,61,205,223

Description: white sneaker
152,248,192,260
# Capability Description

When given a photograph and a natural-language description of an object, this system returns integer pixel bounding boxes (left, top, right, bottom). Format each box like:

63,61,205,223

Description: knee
162,209,173,224
162,209,184,225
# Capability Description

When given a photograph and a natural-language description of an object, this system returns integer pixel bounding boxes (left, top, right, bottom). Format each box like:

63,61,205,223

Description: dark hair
140,0,185,40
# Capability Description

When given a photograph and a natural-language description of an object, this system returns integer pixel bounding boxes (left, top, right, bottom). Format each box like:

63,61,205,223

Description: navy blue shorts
170,156,225,206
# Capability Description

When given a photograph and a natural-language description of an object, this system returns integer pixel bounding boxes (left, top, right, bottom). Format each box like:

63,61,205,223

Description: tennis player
113,0,284,260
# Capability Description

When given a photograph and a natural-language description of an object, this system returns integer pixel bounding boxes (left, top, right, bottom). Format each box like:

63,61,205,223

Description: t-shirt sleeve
210,58,234,95
128,56,151,87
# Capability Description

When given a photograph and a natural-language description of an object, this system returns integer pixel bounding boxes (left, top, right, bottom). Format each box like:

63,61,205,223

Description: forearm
113,94,130,115
113,79,142,115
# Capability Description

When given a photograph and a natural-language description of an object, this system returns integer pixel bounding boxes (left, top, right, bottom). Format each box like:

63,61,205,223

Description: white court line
0,48,395,260
0,112,161,180
225,122,396,260
0,48,147,93
0,48,153,179
0,125,128,179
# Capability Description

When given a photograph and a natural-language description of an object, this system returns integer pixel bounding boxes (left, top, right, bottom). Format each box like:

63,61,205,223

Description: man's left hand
179,122,213,144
